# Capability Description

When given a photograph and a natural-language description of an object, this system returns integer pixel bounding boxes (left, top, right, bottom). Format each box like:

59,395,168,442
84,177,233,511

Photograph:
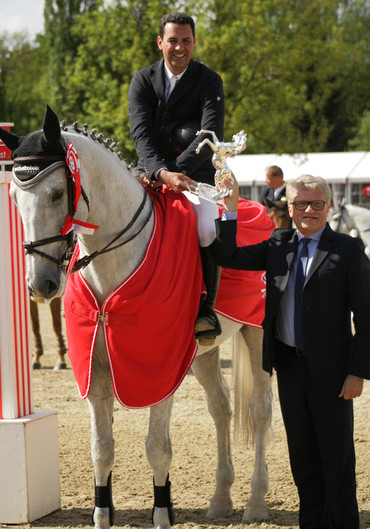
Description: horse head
330,199,356,234
1,105,154,303
0,106,75,300
263,196,290,229
231,130,247,151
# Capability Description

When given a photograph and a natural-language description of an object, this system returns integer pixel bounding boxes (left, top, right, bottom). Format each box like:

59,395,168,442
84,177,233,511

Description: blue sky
3,0,44,40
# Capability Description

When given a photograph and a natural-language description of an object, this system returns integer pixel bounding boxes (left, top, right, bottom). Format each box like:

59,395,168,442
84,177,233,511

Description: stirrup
195,308,222,345
197,334,217,346
196,328,222,346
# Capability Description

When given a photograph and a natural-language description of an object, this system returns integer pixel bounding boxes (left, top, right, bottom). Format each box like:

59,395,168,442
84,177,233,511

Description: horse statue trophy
186,130,246,203
0,107,274,529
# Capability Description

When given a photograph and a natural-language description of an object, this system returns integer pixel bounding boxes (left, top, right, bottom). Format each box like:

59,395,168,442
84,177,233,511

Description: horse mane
60,119,133,170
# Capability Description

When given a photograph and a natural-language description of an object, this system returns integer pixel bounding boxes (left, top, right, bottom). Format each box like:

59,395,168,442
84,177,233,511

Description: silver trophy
187,130,247,202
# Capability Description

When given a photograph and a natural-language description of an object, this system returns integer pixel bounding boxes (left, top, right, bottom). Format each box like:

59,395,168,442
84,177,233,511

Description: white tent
227,151,370,184
226,151,370,204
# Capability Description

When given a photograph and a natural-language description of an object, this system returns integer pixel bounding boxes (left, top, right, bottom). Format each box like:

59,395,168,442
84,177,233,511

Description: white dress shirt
276,226,326,346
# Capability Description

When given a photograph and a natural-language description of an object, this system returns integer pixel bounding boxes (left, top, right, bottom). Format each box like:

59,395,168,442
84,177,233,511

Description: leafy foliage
1,0,369,157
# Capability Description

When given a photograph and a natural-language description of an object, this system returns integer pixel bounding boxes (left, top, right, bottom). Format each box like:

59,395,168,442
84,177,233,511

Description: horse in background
330,200,370,256
30,297,67,369
263,196,291,229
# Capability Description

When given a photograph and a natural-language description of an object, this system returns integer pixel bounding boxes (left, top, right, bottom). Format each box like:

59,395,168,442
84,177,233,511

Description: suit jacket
128,59,225,184
214,219,370,392
259,184,287,205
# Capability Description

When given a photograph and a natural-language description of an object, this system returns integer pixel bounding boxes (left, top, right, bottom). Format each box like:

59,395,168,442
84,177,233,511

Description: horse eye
52,189,64,202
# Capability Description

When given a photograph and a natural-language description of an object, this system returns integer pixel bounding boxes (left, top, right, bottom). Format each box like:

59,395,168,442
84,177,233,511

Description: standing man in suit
128,11,225,343
214,174,370,529
259,165,287,205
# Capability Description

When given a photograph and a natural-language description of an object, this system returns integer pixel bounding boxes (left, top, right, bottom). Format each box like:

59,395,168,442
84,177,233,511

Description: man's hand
138,172,162,189
339,374,364,400
158,169,196,193
220,174,239,212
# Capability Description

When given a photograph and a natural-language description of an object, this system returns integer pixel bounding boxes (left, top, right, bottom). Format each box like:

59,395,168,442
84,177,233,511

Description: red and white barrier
0,162,60,523
0,167,33,419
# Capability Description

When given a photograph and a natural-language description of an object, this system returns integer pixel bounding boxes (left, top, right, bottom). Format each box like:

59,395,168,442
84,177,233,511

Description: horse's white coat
330,203,370,256
10,128,272,529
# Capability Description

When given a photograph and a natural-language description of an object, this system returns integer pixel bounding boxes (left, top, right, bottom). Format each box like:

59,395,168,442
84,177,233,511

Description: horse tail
232,329,254,445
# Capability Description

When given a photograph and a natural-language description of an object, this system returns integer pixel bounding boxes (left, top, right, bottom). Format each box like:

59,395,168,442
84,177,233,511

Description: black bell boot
195,245,222,345
92,472,115,526
152,474,175,526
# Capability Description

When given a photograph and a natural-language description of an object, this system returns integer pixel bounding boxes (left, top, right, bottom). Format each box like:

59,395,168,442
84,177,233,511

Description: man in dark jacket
259,165,287,205
214,174,370,529
128,12,225,343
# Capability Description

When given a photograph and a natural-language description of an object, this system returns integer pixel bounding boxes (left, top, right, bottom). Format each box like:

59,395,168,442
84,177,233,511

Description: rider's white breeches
183,191,218,248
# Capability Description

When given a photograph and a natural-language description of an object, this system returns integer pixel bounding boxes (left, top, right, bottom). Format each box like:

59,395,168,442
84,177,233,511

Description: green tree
349,110,370,150
0,32,48,134
194,0,370,153
43,0,99,111
2,0,369,155
60,0,181,160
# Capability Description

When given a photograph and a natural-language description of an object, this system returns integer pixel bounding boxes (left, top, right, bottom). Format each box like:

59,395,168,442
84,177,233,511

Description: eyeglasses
290,200,326,211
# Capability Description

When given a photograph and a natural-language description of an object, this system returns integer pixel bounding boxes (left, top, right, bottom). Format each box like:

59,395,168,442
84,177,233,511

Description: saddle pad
63,188,202,408
63,189,274,408
216,198,275,327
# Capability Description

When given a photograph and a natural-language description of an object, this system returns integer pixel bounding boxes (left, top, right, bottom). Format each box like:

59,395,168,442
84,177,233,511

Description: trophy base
187,182,229,203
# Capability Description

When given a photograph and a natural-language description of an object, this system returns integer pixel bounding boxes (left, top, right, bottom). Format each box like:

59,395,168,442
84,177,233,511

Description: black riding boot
195,245,222,345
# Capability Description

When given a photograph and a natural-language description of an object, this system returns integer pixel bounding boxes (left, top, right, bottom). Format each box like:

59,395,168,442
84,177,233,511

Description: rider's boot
195,245,222,345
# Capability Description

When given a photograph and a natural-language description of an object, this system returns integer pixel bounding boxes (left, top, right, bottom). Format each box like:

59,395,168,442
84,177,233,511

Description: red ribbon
60,143,98,236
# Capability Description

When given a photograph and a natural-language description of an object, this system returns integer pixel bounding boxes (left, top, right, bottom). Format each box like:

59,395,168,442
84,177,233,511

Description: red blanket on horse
215,199,273,326
63,188,274,408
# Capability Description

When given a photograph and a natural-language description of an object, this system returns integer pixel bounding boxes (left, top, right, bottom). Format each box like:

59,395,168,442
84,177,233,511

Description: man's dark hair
159,12,195,38
266,165,284,178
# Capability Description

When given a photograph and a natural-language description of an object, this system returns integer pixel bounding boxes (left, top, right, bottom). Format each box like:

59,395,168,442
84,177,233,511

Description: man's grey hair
286,175,332,205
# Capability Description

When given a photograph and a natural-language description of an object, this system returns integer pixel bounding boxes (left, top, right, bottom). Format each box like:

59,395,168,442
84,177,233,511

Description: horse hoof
206,500,233,519
242,504,269,523
92,506,111,529
153,506,173,529
54,362,67,370
33,361,41,370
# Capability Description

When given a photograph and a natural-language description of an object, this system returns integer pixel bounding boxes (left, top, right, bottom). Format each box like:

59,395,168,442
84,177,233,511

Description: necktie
165,76,178,102
294,238,311,350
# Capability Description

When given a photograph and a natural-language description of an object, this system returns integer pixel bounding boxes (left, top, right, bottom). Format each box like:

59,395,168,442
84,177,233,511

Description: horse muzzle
27,266,66,301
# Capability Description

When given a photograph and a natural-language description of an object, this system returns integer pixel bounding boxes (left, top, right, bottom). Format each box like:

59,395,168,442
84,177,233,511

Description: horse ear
0,127,22,151
275,200,288,211
263,196,274,209
42,105,61,147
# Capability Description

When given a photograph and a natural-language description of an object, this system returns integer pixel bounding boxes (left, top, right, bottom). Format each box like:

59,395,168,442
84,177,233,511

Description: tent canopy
227,151,370,185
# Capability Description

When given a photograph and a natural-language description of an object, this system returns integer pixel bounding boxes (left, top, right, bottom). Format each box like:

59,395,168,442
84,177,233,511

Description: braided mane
60,120,131,167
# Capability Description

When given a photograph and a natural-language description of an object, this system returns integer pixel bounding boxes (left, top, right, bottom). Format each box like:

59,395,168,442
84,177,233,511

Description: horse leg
240,326,272,523
29,298,43,369
88,393,115,529
88,340,116,529
147,396,174,529
50,297,67,370
192,346,234,519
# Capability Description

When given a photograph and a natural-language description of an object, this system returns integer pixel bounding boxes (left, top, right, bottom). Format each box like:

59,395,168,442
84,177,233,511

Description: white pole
0,162,61,523
0,166,33,419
